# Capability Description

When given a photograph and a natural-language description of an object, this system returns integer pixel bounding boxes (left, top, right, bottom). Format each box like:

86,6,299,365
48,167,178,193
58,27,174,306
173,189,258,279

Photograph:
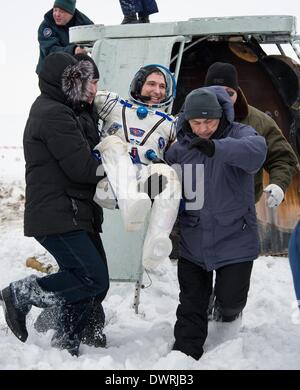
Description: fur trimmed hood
62,60,94,107
39,53,95,108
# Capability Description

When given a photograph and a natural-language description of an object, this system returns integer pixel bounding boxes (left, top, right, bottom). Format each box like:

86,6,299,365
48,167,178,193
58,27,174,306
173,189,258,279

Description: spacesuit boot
95,136,151,231
142,165,181,269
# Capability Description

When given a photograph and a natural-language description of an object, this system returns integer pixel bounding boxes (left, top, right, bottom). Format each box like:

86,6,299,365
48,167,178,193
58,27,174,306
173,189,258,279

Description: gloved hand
189,137,215,157
141,172,168,199
94,177,117,209
263,184,284,208
151,157,165,164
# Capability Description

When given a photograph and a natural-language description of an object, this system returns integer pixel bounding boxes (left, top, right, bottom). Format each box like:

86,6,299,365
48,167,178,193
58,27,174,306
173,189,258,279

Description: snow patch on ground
0,148,300,370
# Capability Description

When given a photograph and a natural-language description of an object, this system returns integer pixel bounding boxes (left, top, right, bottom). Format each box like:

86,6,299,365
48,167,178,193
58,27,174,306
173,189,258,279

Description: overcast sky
0,0,299,145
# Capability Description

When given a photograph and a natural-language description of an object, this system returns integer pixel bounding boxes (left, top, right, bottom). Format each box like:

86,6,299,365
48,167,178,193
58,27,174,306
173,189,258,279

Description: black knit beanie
53,0,76,15
184,88,222,120
204,62,239,91
74,54,100,79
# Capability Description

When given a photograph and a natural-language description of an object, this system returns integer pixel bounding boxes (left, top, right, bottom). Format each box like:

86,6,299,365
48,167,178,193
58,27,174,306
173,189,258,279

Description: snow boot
212,300,243,323
1,275,58,343
51,300,94,357
0,286,28,342
206,301,243,349
51,330,81,357
138,14,150,23
81,301,106,348
34,300,107,348
207,314,242,349
34,306,59,333
121,14,138,24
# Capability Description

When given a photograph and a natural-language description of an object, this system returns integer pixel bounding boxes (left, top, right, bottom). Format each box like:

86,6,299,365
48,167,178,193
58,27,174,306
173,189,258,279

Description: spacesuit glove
94,177,117,209
141,172,168,199
189,137,215,157
263,184,284,208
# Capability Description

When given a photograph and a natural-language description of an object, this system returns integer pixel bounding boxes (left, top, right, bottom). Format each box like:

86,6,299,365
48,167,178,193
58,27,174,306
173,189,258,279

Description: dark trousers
174,258,253,360
35,230,109,304
119,0,158,16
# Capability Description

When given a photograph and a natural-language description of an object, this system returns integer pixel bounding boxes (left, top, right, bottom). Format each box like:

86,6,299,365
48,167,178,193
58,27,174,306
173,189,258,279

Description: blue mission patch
158,137,166,150
107,122,122,135
129,128,145,137
43,28,53,38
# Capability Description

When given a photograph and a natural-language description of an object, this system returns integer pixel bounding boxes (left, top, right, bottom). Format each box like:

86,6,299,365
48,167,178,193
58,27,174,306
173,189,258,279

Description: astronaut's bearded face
141,72,166,105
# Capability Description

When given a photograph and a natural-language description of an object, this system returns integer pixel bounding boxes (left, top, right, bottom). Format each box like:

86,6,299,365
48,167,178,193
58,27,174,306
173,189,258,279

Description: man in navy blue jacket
166,87,267,360
36,0,93,74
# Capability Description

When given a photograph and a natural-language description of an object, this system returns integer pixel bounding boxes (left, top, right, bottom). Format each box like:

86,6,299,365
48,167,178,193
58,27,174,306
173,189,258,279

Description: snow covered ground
0,147,300,370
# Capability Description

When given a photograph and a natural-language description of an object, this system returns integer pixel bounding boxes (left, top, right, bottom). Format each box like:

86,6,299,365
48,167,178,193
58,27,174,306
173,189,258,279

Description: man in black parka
36,0,93,74
0,52,108,357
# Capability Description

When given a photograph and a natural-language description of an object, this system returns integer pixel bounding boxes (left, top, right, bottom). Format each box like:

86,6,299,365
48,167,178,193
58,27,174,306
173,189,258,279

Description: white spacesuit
93,65,181,269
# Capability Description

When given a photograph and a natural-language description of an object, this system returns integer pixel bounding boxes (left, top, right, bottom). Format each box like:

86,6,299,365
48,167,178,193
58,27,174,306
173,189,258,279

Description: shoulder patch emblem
158,137,166,150
129,128,145,137
43,28,53,38
107,122,122,135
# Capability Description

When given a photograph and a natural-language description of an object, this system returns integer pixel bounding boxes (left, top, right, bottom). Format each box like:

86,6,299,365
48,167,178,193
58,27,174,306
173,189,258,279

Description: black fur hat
73,54,100,80
62,60,94,105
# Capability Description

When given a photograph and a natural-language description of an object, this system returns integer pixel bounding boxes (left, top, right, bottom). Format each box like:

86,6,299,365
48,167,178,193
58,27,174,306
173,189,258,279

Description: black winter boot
34,306,59,333
0,287,28,342
121,14,138,24
1,275,58,343
212,300,243,322
81,299,106,348
34,300,106,348
138,14,150,23
51,331,81,357
51,300,94,357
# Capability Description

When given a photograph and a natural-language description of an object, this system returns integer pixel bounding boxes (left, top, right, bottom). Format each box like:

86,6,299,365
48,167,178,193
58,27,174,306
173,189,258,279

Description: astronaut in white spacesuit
93,64,181,269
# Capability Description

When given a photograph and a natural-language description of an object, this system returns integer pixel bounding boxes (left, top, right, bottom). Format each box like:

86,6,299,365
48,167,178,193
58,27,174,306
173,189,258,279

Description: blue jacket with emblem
165,87,267,271
36,9,93,74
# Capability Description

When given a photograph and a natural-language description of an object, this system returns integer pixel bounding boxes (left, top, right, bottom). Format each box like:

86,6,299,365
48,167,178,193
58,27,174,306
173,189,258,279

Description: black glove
141,172,168,200
151,157,165,164
189,137,215,157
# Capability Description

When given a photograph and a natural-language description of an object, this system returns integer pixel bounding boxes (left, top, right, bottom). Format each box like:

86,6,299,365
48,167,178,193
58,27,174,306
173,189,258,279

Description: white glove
94,177,117,209
263,184,284,208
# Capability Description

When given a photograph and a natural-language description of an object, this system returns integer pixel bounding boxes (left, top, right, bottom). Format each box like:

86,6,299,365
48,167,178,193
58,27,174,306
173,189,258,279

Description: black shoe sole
0,288,28,343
